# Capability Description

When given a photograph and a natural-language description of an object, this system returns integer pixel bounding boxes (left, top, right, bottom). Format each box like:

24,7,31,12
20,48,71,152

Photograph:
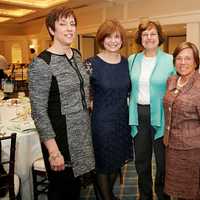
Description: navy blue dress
88,56,133,173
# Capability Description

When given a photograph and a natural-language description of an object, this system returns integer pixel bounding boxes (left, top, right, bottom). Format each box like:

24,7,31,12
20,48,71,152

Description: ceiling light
0,8,35,17
0,0,68,9
0,16,11,22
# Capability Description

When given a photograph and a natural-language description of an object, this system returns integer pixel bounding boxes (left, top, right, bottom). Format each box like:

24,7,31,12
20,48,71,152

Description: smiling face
141,27,159,51
175,48,196,77
103,31,122,53
49,15,76,47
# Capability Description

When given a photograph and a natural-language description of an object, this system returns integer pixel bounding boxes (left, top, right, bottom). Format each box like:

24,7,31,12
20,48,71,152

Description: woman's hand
44,138,65,171
48,151,65,171
163,132,169,147
88,100,93,113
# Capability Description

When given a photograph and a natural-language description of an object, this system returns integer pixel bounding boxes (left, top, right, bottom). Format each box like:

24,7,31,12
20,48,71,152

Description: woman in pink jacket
163,41,200,200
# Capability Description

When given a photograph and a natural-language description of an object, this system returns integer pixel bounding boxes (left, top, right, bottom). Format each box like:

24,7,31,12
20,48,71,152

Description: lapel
170,71,199,96
149,48,163,79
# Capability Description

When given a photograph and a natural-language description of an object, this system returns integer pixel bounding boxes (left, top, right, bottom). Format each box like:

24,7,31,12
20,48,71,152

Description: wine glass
0,90,4,104
18,92,25,99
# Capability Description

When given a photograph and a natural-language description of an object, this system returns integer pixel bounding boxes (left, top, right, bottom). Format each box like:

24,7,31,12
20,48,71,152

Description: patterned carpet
80,160,156,200
38,160,156,200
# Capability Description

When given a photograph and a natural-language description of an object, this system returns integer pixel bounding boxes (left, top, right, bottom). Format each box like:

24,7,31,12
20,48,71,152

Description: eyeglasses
175,56,193,63
142,33,158,38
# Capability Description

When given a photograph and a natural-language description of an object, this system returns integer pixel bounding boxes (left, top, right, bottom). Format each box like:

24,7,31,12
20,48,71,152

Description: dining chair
32,157,48,200
0,133,21,200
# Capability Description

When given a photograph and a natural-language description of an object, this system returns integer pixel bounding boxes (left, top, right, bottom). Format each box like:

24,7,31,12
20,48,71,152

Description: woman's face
175,48,196,77
50,15,76,46
103,31,122,53
141,27,159,51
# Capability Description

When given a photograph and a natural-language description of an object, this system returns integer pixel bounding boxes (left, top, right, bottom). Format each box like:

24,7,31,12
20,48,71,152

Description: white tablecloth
0,99,43,200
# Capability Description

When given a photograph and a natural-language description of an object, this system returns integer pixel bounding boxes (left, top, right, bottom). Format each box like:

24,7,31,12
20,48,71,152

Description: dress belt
137,103,150,107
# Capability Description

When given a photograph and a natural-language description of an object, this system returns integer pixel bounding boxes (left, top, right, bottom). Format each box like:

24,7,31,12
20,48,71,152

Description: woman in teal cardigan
128,20,175,200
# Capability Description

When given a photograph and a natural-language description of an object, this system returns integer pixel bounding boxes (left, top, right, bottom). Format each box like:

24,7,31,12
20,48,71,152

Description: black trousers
134,104,169,200
47,168,81,200
41,143,81,200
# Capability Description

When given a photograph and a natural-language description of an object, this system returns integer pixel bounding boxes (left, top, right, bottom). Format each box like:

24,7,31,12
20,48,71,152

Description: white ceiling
0,0,186,36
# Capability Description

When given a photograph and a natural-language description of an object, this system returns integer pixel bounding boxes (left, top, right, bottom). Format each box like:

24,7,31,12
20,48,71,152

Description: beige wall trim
77,10,200,33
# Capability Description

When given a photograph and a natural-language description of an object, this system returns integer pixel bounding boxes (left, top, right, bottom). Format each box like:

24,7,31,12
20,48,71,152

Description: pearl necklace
174,77,188,94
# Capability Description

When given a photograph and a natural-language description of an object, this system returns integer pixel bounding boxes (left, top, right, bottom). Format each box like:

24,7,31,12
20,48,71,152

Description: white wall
1,0,200,62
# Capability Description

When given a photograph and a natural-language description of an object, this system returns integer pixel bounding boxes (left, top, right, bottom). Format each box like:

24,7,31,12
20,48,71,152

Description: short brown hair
96,19,127,49
45,7,77,40
173,41,200,69
135,20,165,46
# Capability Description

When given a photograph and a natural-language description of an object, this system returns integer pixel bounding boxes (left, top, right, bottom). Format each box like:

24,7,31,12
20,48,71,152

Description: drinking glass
0,90,4,103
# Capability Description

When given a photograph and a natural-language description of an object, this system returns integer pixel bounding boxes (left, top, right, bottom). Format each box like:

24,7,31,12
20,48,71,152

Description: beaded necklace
174,76,188,94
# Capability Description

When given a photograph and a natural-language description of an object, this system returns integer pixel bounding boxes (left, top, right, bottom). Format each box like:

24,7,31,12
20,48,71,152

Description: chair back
0,133,16,199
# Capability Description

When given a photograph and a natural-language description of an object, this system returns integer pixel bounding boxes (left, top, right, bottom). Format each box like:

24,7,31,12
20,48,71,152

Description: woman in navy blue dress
86,19,133,200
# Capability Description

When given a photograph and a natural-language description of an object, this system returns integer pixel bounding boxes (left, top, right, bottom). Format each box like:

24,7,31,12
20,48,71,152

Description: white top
138,56,156,105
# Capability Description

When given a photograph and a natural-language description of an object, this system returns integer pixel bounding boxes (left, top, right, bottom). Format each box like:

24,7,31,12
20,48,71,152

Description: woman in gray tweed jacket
28,7,95,200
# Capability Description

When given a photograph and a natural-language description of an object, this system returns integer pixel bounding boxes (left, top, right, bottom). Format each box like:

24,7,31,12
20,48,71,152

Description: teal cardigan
128,48,175,139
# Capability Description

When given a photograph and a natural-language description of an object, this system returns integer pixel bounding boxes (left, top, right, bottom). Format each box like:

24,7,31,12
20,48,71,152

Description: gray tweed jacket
28,49,95,177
